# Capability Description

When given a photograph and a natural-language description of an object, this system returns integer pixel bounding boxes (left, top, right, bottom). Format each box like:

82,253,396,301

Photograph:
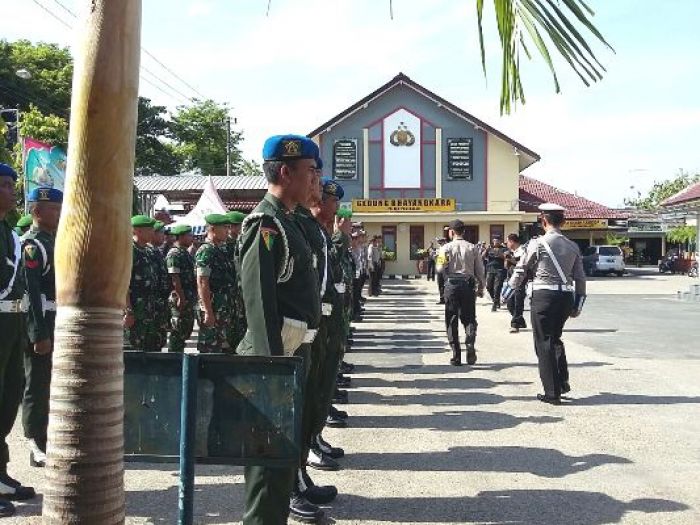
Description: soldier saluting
436,219,485,366
502,203,587,405
21,187,63,469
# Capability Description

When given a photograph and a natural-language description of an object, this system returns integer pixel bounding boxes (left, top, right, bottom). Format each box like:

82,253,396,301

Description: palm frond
478,0,613,114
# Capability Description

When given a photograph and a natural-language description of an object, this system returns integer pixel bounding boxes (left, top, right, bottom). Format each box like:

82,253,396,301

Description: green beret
226,211,246,224
131,215,156,228
16,214,33,229
337,208,353,219
205,213,229,226
170,224,192,236
153,221,165,232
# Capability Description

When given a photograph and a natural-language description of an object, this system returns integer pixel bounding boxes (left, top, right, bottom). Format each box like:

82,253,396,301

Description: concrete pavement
5,273,700,524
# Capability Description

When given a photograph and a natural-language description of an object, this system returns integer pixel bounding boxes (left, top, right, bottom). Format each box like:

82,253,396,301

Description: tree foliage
135,97,180,176
625,170,700,210
666,225,696,245
171,99,243,176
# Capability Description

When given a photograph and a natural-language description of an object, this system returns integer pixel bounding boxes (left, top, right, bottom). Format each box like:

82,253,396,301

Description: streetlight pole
226,116,231,177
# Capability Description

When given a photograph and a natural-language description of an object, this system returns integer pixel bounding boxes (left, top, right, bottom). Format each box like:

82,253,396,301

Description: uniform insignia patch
24,244,39,269
260,227,278,251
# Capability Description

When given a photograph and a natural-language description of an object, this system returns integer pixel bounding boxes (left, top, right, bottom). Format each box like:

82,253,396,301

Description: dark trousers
426,260,436,281
369,270,381,296
0,313,25,470
22,350,52,450
530,290,573,398
352,278,362,316
507,285,527,328
315,308,344,435
444,279,477,361
359,271,367,296
437,272,445,302
243,343,312,524
486,270,506,307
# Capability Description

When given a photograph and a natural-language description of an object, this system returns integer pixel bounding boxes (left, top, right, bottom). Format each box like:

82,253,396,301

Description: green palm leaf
477,0,613,114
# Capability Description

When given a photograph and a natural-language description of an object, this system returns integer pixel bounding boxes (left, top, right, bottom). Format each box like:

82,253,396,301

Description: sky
2,0,700,207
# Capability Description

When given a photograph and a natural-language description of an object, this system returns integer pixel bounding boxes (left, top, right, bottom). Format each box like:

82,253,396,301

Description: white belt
321,303,333,317
41,294,57,312
0,295,29,313
334,283,346,294
532,284,574,292
302,329,318,344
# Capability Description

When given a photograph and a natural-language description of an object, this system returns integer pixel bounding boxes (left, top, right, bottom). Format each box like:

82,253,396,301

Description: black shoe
326,414,348,428
466,345,477,365
436,299,445,305
352,314,362,322
561,382,571,394
307,448,340,471
336,375,351,388
449,358,462,366
537,393,562,405
329,406,348,419
359,297,367,304
289,494,325,523
298,469,337,505
315,434,345,459
491,304,498,312
340,361,355,374
509,326,519,334
0,498,14,518
333,389,348,404
0,473,36,501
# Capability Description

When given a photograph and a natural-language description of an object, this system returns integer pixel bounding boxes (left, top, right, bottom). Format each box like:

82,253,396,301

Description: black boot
0,471,36,501
326,413,348,428
315,434,345,459
333,389,348,404
307,448,340,471
289,491,325,523
297,468,337,505
336,374,351,388
340,361,355,374
329,405,348,420
466,344,477,365
0,498,14,518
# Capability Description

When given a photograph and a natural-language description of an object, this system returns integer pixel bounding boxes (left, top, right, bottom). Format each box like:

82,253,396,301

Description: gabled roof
519,175,627,220
661,181,700,208
307,72,540,171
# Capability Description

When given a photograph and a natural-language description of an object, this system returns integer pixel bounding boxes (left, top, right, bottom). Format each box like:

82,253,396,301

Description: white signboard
383,109,421,188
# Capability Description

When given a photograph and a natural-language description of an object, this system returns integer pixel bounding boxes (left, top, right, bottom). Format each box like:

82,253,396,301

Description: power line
30,0,72,29
47,0,207,103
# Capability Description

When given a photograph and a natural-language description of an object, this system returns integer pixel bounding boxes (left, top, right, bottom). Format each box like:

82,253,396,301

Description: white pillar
363,128,370,199
435,128,442,198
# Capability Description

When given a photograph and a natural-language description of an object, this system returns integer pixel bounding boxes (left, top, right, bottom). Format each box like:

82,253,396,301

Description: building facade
309,73,539,276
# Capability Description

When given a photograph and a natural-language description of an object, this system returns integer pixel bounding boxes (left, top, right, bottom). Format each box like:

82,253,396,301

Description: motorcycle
689,261,699,278
658,255,679,274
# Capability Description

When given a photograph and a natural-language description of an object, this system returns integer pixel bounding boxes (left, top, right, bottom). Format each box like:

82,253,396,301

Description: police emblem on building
390,122,416,147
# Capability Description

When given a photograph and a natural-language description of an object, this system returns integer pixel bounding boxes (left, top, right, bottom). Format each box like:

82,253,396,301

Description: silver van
582,245,625,276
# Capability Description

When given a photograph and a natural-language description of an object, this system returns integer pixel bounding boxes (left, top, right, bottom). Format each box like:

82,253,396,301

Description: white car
582,245,625,277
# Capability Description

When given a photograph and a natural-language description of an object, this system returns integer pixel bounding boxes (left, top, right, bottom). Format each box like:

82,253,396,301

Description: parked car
582,245,625,276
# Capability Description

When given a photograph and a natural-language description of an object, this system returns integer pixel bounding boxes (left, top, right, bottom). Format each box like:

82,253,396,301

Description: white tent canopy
169,176,227,234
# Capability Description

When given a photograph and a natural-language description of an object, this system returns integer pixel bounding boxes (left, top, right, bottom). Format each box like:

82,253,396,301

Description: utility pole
226,116,231,177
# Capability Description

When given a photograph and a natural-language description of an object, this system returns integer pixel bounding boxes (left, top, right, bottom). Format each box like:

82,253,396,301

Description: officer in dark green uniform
0,164,35,515
195,214,236,353
166,225,196,352
21,187,62,468
237,135,322,524
150,221,171,349
124,215,160,351
13,215,32,237
224,210,247,351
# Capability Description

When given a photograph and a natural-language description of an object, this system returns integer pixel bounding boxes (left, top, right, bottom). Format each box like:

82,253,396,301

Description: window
409,225,425,260
381,226,397,261
490,224,504,242
599,246,622,256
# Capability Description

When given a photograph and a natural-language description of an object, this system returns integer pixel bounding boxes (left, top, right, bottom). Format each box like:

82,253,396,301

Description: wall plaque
447,138,473,180
332,139,358,180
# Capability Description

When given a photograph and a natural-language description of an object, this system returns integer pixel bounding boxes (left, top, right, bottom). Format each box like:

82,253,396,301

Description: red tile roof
661,181,700,207
519,175,627,219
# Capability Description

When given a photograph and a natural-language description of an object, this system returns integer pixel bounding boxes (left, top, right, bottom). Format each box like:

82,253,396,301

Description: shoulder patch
260,226,279,251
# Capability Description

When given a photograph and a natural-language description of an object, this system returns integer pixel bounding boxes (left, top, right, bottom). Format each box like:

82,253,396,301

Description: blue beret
28,187,63,203
0,163,17,182
321,177,344,200
263,134,319,162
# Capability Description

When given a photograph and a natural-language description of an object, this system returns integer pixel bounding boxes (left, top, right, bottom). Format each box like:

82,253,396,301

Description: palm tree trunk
43,1,141,523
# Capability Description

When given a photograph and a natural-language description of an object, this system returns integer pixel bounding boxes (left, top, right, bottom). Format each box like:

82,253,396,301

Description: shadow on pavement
349,377,530,390
479,361,612,372
349,391,505,406
570,392,700,406
348,410,563,431
344,446,631,477
331,491,689,524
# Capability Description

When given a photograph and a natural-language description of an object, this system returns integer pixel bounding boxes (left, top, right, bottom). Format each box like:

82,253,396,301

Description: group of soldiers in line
0,163,61,517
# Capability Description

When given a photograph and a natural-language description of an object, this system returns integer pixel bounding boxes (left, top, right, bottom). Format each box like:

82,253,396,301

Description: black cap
448,219,465,230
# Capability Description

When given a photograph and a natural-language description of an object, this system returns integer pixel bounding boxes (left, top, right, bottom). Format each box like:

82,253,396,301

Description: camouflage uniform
125,242,159,351
195,241,236,353
149,246,171,349
166,245,196,352
223,237,247,350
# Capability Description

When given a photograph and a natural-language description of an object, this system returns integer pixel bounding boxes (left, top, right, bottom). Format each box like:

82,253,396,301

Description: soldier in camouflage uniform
196,214,236,353
224,210,247,351
150,221,171,349
124,215,160,351
166,225,197,352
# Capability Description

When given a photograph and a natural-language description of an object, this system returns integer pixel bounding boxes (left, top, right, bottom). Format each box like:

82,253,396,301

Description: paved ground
5,271,700,524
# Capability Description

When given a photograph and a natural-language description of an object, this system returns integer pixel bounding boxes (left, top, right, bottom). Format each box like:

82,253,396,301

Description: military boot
0,471,35,501
297,468,337,505
315,434,345,459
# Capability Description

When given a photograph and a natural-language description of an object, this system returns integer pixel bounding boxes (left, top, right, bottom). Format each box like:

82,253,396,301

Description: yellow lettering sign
352,198,456,213
562,219,609,230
